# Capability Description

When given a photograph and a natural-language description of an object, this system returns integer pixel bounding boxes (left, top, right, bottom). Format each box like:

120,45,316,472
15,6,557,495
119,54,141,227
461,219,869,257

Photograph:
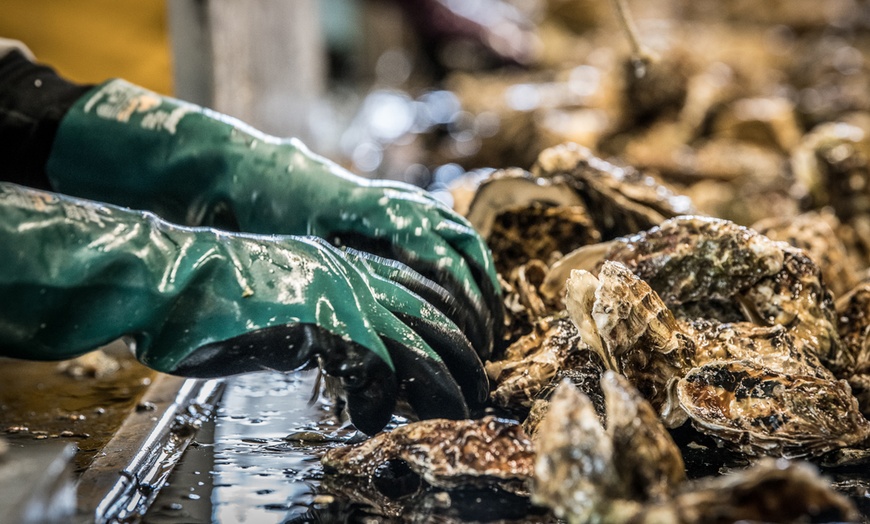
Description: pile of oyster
317,1,870,518
319,140,870,521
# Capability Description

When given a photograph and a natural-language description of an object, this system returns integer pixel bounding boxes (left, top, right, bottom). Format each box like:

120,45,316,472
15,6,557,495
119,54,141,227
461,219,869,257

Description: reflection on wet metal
150,370,356,523
0,441,76,524
76,375,222,523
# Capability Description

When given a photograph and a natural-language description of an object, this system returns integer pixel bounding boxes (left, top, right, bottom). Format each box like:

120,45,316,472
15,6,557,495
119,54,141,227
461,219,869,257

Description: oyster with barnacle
532,375,859,524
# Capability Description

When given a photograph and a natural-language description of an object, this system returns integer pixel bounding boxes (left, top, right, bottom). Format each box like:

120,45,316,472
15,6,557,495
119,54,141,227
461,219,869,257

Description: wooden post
167,0,325,143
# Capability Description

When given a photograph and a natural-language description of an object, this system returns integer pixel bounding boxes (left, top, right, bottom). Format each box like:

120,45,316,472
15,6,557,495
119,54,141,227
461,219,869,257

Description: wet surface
149,370,354,523
148,371,557,523
0,343,156,473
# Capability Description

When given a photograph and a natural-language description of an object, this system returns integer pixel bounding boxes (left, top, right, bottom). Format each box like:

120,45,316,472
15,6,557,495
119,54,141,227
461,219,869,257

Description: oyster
531,142,695,240
465,168,584,241
485,315,588,413
531,377,859,524
566,262,695,424
838,281,870,417
563,216,851,375
486,202,599,273
676,360,870,458
522,356,608,439
321,416,535,493
642,459,860,524
752,209,858,297
603,216,785,310
562,246,869,458
500,259,562,347
531,373,686,523
683,319,833,380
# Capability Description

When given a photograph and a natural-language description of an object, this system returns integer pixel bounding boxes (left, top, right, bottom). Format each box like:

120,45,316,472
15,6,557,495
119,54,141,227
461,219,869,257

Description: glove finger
342,248,464,328
345,249,489,409
381,337,469,421
367,304,470,421
303,325,399,436
327,231,493,360
432,216,505,355
394,232,496,358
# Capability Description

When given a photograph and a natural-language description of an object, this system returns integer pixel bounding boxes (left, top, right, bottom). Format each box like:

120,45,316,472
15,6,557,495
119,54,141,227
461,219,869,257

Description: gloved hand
0,183,488,434
44,80,502,360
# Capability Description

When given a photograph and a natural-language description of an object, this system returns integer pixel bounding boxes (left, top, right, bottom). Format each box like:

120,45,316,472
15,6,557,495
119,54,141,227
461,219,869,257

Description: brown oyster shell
604,215,785,308
838,281,870,417
487,202,600,274
752,209,859,297
485,315,587,414
523,353,608,439
531,373,685,522
742,248,850,376
637,459,860,524
566,262,695,424
676,360,870,458
531,142,695,240
682,319,833,380
321,416,535,493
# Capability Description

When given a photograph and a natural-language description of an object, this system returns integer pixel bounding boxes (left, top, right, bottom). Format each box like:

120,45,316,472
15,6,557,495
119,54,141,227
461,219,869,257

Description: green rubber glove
0,183,488,434
44,79,501,359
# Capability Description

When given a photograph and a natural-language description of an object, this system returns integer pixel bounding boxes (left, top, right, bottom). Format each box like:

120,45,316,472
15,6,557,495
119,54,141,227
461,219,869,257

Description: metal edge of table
75,374,224,523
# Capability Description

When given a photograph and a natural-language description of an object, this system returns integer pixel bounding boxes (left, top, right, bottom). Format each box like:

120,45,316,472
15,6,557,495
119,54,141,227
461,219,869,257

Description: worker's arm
0,182,487,434
0,48,502,360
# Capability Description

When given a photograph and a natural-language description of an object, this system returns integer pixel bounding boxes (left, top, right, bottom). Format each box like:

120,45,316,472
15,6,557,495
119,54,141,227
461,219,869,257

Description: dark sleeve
0,50,93,190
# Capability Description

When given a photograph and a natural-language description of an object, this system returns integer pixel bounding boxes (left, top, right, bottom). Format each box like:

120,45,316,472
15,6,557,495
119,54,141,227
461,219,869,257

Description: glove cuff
0,49,92,190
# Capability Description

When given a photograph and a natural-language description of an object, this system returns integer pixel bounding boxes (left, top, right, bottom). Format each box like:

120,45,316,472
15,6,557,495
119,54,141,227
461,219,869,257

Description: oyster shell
566,262,695,424
500,259,561,347
642,459,860,524
522,354,608,438
531,142,695,240
837,281,870,417
742,248,850,376
682,319,833,380
752,209,859,297
603,216,785,309
676,360,870,458
485,315,587,413
321,416,535,493
565,216,851,375
465,168,584,240
486,202,599,273
532,377,859,523
531,373,686,522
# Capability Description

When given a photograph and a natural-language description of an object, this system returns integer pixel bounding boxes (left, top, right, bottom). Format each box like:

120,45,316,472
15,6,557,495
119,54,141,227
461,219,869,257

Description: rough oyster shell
321,416,535,493
682,319,833,380
485,315,587,413
531,142,695,240
566,262,695,424
638,459,860,524
531,373,686,522
523,354,608,439
603,215,784,308
837,281,870,417
676,360,870,458
752,209,859,297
